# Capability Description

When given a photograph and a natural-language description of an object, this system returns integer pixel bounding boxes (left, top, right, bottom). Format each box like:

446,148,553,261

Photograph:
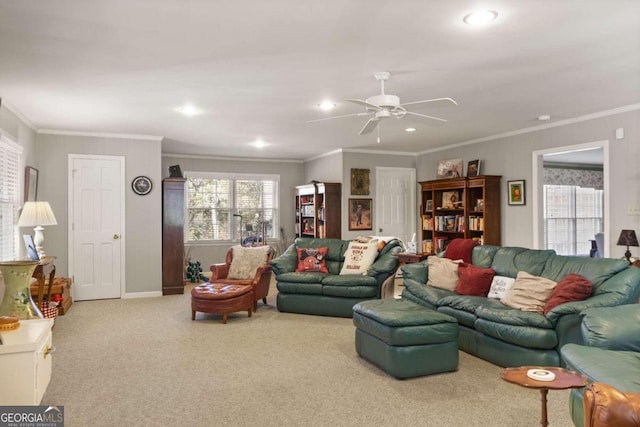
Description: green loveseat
561,304,640,427
401,245,640,367
270,238,402,317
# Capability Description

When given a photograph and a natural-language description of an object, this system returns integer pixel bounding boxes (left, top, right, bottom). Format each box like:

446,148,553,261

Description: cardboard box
30,277,73,315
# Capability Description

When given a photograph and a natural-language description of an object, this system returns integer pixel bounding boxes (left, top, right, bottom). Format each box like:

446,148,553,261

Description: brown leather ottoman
191,283,254,324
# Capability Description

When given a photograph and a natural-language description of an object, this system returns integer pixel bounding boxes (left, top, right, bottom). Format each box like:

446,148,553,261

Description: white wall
35,133,163,294
416,109,640,255
162,155,304,268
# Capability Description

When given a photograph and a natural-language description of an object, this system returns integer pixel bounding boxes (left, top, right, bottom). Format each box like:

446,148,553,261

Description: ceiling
0,1,639,161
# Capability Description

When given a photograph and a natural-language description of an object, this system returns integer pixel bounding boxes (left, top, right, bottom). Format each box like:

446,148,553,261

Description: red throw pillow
445,238,479,264
455,263,496,296
543,274,592,315
296,247,329,273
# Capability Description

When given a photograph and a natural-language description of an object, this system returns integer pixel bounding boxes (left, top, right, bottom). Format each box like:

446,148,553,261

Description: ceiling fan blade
400,97,458,107
405,111,448,123
345,98,381,110
306,112,371,123
359,118,379,135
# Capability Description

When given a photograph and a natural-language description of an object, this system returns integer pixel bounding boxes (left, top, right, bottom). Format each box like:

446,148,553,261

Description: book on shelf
434,236,448,253
422,215,433,230
422,239,433,254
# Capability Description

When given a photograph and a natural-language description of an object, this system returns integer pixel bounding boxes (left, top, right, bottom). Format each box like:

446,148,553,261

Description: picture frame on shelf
476,199,484,212
508,180,526,205
24,166,39,202
350,168,370,195
425,199,433,212
467,160,481,177
436,158,463,179
348,198,372,231
441,191,461,209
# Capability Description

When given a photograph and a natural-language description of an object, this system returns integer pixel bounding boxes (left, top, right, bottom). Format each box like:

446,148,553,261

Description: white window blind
543,184,604,256
0,135,22,261
185,172,279,243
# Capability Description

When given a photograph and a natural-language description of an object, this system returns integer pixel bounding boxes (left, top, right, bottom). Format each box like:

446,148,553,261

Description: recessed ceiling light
538,115,551,121
405,127,417,132
175,105,201,116
463,10,498,25
318,101,336,111
251,138,268,148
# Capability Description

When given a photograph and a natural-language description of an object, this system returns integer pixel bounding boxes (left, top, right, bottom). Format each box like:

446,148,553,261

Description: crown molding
162,152,303,164
1,100,38,132
304,148,343,162
418,103,640,155
342,147,417,156
37,129,163,141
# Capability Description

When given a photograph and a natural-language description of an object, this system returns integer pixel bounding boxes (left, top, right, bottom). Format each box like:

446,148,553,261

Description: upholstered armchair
583,382,640,427
210,245,274,311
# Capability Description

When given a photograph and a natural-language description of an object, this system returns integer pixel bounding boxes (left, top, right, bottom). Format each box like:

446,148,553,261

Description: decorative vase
0,261,43,320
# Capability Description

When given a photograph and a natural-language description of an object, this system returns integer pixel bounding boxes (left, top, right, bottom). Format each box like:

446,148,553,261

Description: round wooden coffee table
501,366,588,427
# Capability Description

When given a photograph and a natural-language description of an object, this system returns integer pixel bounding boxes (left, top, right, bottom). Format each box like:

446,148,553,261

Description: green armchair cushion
580,304,640,351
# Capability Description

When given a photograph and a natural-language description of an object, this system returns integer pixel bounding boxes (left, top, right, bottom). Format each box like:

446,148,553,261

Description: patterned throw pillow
339,240,379,275
427,256,463,291
487,275,516,299
296,247,329,273
501,271,558,313
228,245,271,280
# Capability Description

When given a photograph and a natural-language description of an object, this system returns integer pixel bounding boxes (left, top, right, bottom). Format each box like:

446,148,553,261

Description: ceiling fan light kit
309,72,457,142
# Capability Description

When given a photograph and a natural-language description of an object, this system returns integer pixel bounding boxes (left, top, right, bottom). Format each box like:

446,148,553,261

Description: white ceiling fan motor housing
366,94,400,109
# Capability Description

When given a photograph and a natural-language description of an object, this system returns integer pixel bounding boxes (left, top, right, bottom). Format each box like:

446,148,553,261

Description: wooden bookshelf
294,182,341,239
420,176,501,251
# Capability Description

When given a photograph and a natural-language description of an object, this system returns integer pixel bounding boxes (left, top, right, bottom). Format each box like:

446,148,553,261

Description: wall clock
132,176,152,195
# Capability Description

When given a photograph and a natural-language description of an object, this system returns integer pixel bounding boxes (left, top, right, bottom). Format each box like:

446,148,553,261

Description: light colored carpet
43,282,575,427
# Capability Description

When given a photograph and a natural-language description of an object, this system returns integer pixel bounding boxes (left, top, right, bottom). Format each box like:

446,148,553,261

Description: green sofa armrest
269,243,298,275
367,242,402,276
401,261,428,283
580,304,640,351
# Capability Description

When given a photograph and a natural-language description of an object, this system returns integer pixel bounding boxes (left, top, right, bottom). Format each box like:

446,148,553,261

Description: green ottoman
353,299,459,379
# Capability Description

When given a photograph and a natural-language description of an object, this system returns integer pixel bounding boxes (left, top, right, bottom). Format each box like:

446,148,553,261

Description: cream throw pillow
227,245,270,280
501,271,558,313
340,240,379,275
427,256,463,291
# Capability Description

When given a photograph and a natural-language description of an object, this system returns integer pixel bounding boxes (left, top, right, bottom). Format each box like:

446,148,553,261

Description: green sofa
561,304,640,427
270,238,402,317
401,245,640,367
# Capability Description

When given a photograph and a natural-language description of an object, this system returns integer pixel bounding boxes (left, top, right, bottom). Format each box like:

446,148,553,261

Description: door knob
113,234,120,239
379,228,383,232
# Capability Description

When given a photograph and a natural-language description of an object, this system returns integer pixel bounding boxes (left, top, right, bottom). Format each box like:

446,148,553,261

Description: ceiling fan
309,72,457,142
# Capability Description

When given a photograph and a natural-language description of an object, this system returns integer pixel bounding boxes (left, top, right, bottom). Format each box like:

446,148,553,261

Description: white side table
0,318,54,405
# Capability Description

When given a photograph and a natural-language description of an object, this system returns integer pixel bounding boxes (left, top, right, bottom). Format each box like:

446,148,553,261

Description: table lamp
17,201,58,258
616,229,639,264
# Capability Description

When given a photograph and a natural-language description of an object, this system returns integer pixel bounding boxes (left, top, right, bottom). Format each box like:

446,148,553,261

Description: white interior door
375,167,416,245
69,155,124,300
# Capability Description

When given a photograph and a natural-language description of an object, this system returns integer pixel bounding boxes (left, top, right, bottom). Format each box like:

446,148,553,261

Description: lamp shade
616,229,639,247
17,201,58,227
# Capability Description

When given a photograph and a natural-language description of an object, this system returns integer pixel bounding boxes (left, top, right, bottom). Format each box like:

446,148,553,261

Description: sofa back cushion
491,247,556,277
471,245,500,268
540,255,629,288
294,238,347,275
580,305,640,351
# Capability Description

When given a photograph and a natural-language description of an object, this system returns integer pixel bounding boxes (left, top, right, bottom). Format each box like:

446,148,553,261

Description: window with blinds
543,184,604,256
185,172,279,243
0,135,22,261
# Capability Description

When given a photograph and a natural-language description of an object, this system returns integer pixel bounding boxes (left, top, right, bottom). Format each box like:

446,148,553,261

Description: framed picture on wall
508,180,526,205
348,198,372,231
24,166,39,201
350,168,370,195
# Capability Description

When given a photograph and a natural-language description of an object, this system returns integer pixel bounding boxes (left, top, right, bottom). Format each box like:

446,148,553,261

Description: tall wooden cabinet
420,176,501,252
162,177,186,295
294,182,341,239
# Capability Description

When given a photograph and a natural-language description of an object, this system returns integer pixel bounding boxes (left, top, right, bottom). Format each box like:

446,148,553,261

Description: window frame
0,132,23,261
183,171,280,245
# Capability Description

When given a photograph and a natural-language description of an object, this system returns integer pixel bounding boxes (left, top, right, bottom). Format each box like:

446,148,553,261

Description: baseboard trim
123,291,163,299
